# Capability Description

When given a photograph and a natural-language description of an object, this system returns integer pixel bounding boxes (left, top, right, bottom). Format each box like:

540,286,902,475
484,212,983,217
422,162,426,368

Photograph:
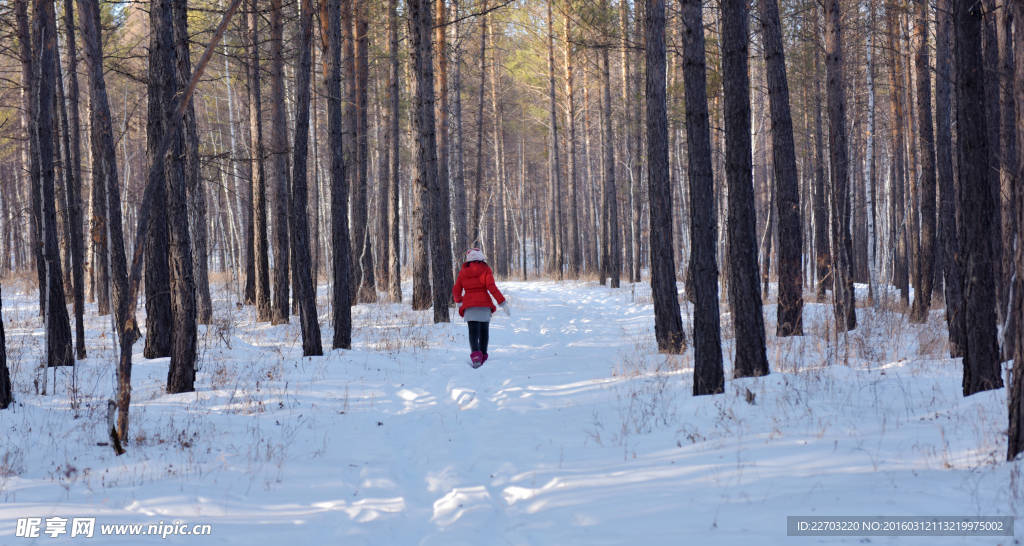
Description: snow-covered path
0,280,1020,544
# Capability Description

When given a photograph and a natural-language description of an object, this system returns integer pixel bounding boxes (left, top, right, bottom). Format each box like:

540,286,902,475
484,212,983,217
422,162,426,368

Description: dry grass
915,316,949,358
860,291,909,313
495,270,652,284
848,305,907,363
207,360,235,391
207,269,238,286
629,283,654,305
0,447,25,478
606,336,690,456
358,306,435,354
612,351,688,379
0,270,41,296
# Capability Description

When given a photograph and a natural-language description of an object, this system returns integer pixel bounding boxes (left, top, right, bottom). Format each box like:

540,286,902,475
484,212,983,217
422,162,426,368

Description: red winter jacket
452,261,505,317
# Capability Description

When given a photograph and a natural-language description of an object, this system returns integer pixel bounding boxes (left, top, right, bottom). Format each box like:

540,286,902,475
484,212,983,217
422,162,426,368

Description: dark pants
468,321,489,354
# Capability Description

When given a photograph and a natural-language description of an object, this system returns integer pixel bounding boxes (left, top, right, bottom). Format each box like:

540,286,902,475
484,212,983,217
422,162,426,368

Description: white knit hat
465,247,486,262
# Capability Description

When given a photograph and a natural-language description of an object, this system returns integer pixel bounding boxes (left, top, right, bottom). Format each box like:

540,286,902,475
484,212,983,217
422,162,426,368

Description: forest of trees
0,0,1021,460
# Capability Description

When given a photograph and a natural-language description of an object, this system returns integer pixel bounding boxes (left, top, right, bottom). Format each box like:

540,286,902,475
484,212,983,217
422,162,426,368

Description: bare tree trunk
811,44,829,301
935,0,964,357
631,0,644,284
865,0,879,302
427,0,449,321
981,0,1003,324
143,80,173,364
519,116,528,280
387,0,402,302
158,0,198,393
903,18,920,307
582,65,599,275
7,168,20,274
239,51,256,305
78,0,139,439
224,46,252,304
373,63,389,291
489,23,509,279
910,0,936,324
342,0,358,305
55,108,72,302
249,0,271,321
758,0,802,336
434,0,454,295
825,0,856,332
722,0,769,376
33,0,75,367
618,0,634,283
451,0,467,270
681,0,723,394
349,0,375,303
759,178,774,298
600,43,620,288
546,0,563,278
0,171,11,274
89,82,111,315
410,6,432,312
62,0,86,358
955,0,1002,396
314,101,327,285
998,0,1016,360
645,0,684,354
268,0,290,324
472,5,488,245
291,0,323,356
887,7,909,308
408,0,446,324
173,0,213,325
754,80,768,295
563,4,580,278
0,283,10,409
16,0,45,318
1008,0,1024,460
323,0,352,348
852,104,868,285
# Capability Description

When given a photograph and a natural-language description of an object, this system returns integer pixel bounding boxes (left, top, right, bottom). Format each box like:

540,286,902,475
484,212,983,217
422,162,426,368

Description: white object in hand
500,302,511,317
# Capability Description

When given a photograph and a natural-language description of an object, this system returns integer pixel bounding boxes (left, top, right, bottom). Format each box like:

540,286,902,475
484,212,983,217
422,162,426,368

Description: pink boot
481,353,489,364
470,351,483,368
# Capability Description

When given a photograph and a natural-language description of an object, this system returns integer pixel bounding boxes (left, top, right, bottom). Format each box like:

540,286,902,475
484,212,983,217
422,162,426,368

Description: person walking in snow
452,247,509,368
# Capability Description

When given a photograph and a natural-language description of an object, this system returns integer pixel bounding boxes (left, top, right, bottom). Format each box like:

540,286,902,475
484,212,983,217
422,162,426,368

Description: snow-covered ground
0,278,1020,544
